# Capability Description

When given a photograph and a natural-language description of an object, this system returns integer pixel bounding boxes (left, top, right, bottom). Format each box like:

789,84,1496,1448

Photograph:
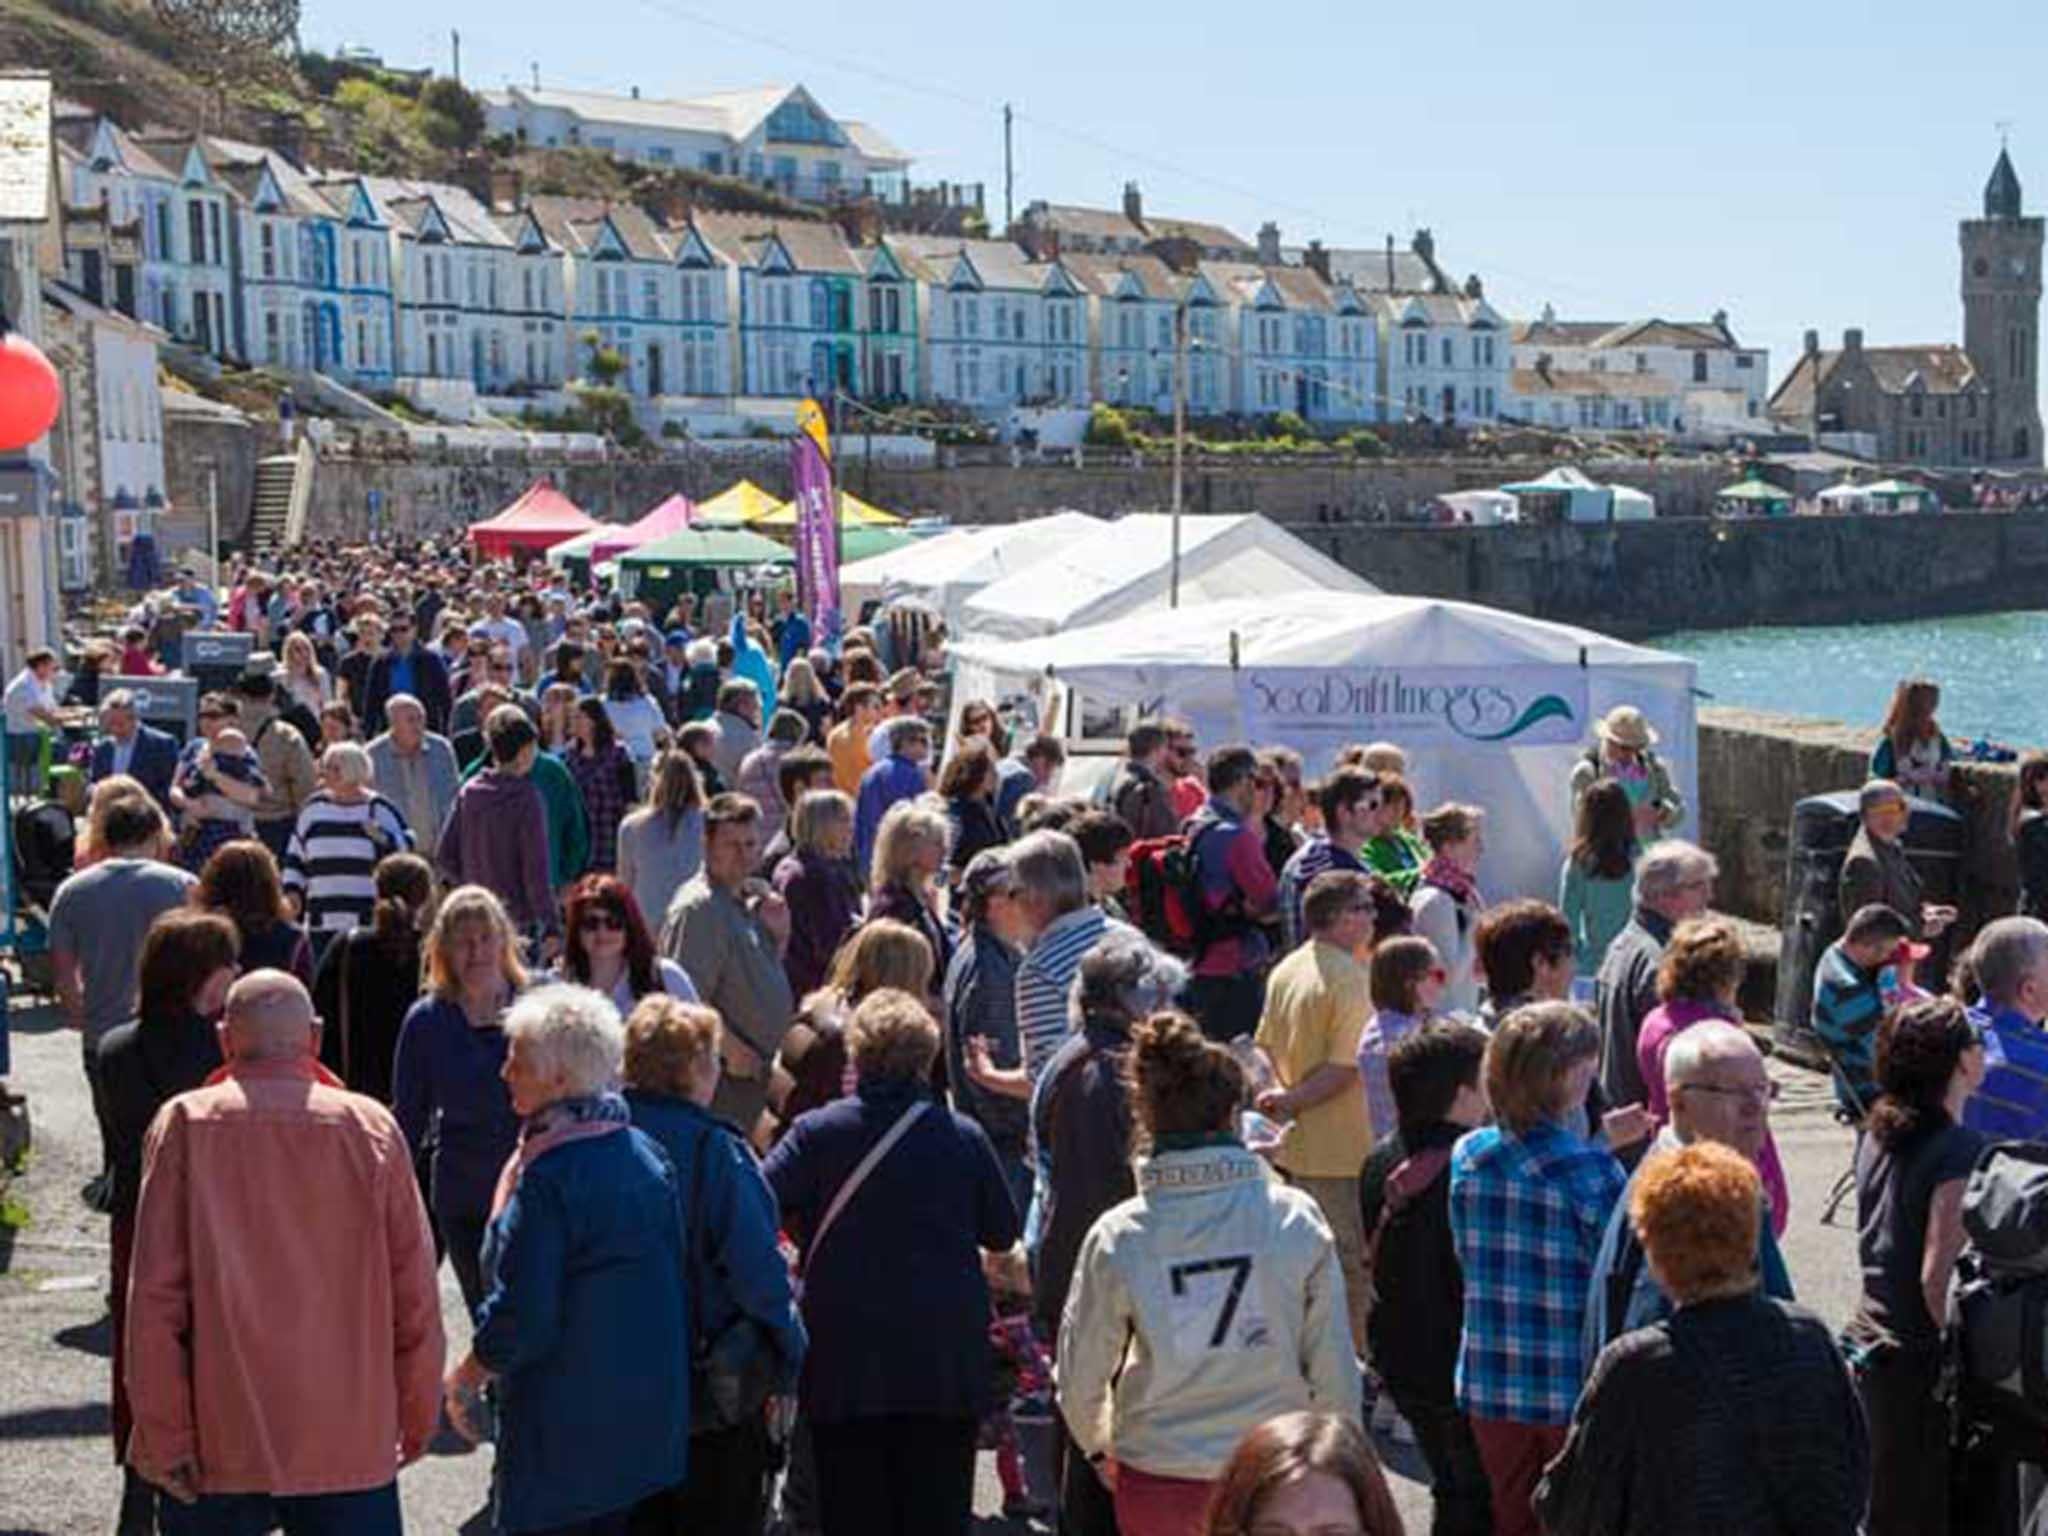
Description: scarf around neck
1421,855,1483,909
490,1091,631,1218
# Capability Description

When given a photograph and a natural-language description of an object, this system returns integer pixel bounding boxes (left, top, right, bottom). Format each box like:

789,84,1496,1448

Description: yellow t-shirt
1255,938,1374,1178
827,720,870,796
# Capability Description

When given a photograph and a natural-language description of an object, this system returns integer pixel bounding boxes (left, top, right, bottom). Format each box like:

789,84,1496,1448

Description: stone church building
1772,149,2043,468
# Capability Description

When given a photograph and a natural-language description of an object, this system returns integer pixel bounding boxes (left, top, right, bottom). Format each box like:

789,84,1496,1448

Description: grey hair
1008,829,1089,918
685,638,717,667
321,741,375,788
101,688,136,714
502,982,624,1098
1072,930,1187,1026
1662,1019,1758,1090
1973,916,2048,1005
384,692,425,721
883,714,931,752
1635,839,1717,904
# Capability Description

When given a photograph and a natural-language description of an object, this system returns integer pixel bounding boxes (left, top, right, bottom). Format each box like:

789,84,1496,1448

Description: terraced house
698,213,867,400
371,177,559,398
128,132,237,361
890,235,1087,411
1373,289,1508,425
302,175,402,386
533,196,680,397
1200,249,1379,423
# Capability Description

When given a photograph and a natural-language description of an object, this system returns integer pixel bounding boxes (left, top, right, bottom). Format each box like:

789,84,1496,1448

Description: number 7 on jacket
1168,1256,1255,1349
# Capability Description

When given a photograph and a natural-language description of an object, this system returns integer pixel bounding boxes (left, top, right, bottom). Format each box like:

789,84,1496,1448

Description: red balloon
0,331,62,453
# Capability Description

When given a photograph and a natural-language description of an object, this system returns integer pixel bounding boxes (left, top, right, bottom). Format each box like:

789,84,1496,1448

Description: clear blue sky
307,0,2045,406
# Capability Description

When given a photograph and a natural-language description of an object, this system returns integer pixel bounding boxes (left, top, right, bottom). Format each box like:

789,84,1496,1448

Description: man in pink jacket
125,970,444,1531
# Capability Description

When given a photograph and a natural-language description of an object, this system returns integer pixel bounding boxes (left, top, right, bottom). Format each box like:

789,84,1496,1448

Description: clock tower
1962,147,2045,465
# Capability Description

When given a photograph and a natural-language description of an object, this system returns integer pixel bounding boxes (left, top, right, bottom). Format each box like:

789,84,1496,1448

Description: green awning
618,526,793,569
838,526,920,563
1717,478,1789,502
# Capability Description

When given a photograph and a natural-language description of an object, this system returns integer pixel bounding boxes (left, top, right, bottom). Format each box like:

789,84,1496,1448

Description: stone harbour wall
1697,705,2019,937
1295,508,2048,639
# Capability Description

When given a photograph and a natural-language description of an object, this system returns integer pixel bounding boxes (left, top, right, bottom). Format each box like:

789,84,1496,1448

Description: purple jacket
437,768,553,930
854,753,929,872
774,849,861,998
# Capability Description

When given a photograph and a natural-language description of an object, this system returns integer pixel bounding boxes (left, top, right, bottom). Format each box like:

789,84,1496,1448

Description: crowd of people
9,540,2042,1536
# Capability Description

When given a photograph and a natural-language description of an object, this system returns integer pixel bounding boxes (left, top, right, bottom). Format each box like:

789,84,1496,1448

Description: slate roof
526,195,670,261
692,209,861,274
1142,213,1252,254
1061,250,1182,300
1770,344,1982,417
369,177,514,247
1286,242,1445,295
1027,202,1147,247
1511,366,1679,400
203,137,346,219
890,233,1049,291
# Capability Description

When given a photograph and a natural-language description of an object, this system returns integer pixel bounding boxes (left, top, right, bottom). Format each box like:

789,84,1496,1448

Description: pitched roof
0,73,54,224
202,136,344,219
42,275,165,340
1026,202,1148,247
839,119,907,166
1060,250,1182,300
688,209,861,274
1373,291,1494,326
1510,366,1678,400
1142,213,1251,254
1770,343,1982,415
1287,242,1445,295
366,176,512,247
54,113,177,183
890,233,1049,291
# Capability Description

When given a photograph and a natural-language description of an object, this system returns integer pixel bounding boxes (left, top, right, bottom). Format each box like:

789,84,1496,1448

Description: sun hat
1595,705,1657,750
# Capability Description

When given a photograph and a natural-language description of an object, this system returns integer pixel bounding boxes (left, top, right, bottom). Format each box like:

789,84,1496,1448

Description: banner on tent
1236,667,1589,748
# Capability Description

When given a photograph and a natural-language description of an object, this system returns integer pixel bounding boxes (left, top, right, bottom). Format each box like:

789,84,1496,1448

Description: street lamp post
1170,297,1188,608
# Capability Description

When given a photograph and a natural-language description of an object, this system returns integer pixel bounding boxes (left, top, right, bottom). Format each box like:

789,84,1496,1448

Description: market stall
613,525,793,611
590,495,697,564
1715,477,1793,517
840,510,1103,627
692,480,784,528
467,480,598,561
958,513,1374,643
748,489,904,528
951,590,1697,904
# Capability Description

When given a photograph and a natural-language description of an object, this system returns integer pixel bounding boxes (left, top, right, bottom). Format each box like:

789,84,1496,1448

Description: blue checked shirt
1449,1120,1627,1425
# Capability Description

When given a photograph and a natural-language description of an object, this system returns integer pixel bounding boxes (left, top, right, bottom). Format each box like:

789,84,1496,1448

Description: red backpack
1124,816,1238,958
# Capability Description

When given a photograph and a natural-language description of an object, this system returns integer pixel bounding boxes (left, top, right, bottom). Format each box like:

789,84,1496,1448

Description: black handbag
687,1122,781,1435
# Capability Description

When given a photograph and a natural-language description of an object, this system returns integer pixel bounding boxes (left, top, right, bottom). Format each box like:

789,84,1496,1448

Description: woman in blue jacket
443,982,689,1536
763,988,1021,1536
624,995,805,1533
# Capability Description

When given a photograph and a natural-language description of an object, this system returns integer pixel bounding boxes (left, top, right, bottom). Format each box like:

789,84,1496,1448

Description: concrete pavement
0,985,1861,1534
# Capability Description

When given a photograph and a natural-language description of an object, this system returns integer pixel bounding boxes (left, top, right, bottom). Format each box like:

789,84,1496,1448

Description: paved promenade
0,992,1861,1533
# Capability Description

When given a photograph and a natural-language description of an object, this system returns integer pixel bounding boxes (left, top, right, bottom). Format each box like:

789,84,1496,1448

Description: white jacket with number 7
1056,1139,1364,1480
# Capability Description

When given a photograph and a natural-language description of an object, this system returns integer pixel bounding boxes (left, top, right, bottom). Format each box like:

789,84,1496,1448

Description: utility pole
1003,104,1014,232
530,62,540,91
451,29,462,84
205,463,220,586
1170,297,1187,608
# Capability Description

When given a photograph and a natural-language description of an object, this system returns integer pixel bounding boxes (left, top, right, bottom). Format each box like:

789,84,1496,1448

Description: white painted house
128,133,238,362
1510,308,1769,436
480,83,910,207
303,175,403,386
1373,290,1508,425
695,211,866,401
1200,260,1380,423
42,278,168,583
889,235,1087,414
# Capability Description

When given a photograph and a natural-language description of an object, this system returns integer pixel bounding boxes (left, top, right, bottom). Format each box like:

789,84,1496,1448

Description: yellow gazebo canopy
749,489,904,528
693,479,784,527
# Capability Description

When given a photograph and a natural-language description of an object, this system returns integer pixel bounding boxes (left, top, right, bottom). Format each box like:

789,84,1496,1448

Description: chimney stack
631,85,640,99
1257,220,1281,266
1122,180,1143,228
1302,238,1330,282
1464,273,1483,299
1385,233,1396,290
1804,328,1820,357
1843,327,1864,356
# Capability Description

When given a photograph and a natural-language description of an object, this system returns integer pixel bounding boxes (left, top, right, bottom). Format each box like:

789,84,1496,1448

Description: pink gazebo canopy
590,494,696,564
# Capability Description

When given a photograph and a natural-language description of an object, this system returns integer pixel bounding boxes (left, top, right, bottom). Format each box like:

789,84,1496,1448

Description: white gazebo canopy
952,590,1697,904
840,510,1102,627
959,513,1376,642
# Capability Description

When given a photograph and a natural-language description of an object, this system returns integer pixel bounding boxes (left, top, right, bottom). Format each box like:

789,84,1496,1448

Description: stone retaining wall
1698,705,2019,938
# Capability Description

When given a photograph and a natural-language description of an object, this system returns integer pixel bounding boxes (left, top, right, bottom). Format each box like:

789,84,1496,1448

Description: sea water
1657,611,2048,749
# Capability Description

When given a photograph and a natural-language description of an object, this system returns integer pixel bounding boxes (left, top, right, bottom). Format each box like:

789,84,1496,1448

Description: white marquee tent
840,510,1102,627
959,513,1376,642
951,590,1697,903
